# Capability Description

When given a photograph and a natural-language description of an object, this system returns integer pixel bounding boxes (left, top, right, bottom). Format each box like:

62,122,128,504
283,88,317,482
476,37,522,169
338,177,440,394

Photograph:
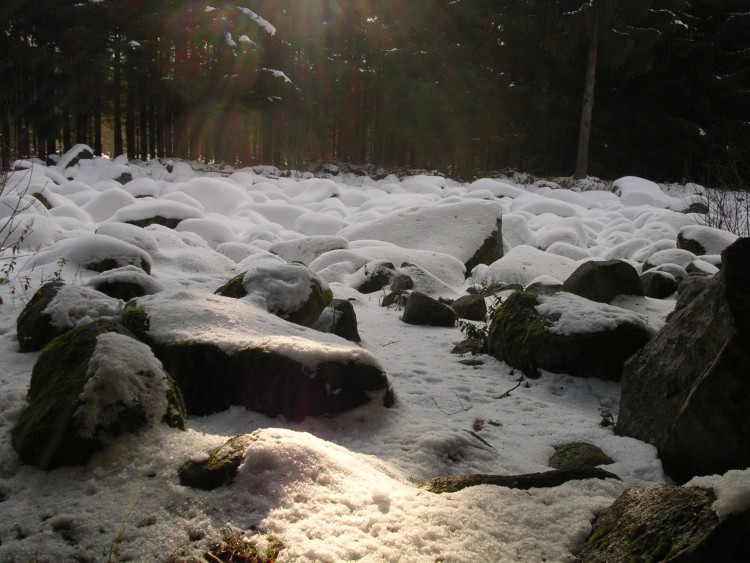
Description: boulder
677,224,738,256
576,485,750,563
215,262,332,327
451,294,487,321
312,298,361,342
58,143,94,169
640,270,678,299
488,290,652,380
617,238,750,483
562,259,643,303
121,290,389,421
87,265,164,301
350,260,397,294
12,320,186,469
401,291,457,327
548,442,614,471
268,235,348,265
17,282,124,352
179,434,257,490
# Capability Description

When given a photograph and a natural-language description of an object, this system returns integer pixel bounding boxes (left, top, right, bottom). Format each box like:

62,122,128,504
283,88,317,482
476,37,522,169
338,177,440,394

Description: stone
617,238,750,483
451,294,487,321
419,467,620,494
121,290,390,421
640,270,678,299
351,260,397,294
12,320,186,469
178,434,257,490
548,442,614,471
313,298,361,342
677,224,738,256
562,259,643,303
401,291,457,327
488,290,652,380
381,290,409,309
215,263,333,327
390,274,414,292
16,282,123,352
576,485,750,563
87,265,164,301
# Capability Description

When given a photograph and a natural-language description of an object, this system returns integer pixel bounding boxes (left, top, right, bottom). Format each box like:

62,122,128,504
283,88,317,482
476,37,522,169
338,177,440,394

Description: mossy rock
549,442,614,471
463,218,503,275
12,320,186,470
16,281,66,352
156,341,388,421
488,290,651,381
576,485,750,562
178,434,258,490
215,266,333,327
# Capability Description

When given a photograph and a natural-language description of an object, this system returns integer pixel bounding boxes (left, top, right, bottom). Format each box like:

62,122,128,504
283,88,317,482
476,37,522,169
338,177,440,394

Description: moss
16,280,66,352
121,300,151,344
464,222,503,275
288,280,333,326
645,534,672,563
488,291,551,378
588,524,613,545
163,373,188,430
214,272,248,298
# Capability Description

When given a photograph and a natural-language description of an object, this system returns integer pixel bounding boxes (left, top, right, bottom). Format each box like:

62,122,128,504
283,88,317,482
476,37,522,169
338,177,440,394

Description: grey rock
640,270,678,299
451,294,487,321
549,442,614,471
401,291,457,327
562,259,643,303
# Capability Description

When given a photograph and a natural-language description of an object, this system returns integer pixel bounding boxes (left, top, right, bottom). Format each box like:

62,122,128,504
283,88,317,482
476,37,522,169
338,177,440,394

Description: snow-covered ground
0,152,745,562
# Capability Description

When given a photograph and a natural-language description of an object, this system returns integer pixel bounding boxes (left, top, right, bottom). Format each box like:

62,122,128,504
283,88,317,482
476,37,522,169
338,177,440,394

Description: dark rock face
179,434,257,490
464,218,504,274
576,485,750,563
154,341,388,421
618,238,750,483
488,291,651,380
390,274,414,292
451,294,487,321
12,320,186,469
401,291,457,327
562,259,643,303
313,298,361,342
677,224,738,256
16,281,67,352
640,270,678,299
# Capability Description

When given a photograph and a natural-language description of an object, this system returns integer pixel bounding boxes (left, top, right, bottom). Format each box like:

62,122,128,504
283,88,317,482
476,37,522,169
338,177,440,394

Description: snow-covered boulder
12,320,186,469
488,290,653,380
268,235,348,265
16,282,124,352
677,224,739,256
121,290,389,421
639,270,678,299
482,245,579,287
215,262,332,327
618,238,750,483
23,233,153,274
338,200,504,273
87,265,164,301
612,176,669,208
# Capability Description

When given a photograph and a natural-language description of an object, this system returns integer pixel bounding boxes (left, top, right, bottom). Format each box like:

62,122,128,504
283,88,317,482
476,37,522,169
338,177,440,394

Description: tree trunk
113,40,123,157
574,13,600,180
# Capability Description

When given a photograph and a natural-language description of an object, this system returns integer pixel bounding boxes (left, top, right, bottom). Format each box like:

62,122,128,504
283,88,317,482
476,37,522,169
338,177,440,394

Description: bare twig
432,392,472,415
494,376,524,400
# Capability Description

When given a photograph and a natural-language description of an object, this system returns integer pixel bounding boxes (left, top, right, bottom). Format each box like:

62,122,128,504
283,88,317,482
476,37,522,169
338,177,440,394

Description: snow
0,160,745,562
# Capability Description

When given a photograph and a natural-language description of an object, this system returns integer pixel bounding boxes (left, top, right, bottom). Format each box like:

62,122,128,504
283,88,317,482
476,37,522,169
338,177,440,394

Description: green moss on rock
214,273,248,298
16,281,66,352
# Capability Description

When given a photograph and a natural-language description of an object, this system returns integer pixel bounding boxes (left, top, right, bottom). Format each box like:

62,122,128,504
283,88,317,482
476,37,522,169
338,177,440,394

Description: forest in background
1,0,749,184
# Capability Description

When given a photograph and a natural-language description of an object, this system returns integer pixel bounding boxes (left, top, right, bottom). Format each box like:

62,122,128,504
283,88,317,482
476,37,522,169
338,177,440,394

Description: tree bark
574,13,600,180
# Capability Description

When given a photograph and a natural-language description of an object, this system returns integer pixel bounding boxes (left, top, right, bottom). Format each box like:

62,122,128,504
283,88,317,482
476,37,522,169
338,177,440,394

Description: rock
576,485,750,563
381,290,409,309
87,265,164,301
677,224,738,256
643,248,697,271
562,259,643,303
11,320,186,469
451,294,487,321
215,263,332,327
640,270,678,299
313,298,361,342
390,274,414,292
617,238,750,483
178,434,257,490
121,290,389,421
548,442,614,471
351,260,397,294
24,234,153,274
113,171,133,185
451,337,486,355
401,291,457,327
651,263,688,284
419,467,620,494
17,282,124,352
58,143,94,169
338,200,505,273
268,235,348,265
488,290,652,380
